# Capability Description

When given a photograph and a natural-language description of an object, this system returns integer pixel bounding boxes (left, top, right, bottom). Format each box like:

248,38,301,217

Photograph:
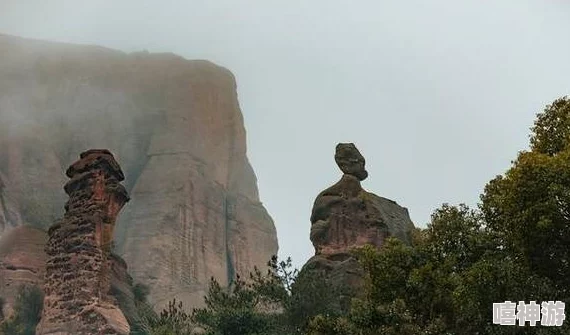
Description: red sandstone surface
0,34,278,313
36,150,130,335
0,226,47,319
299,143,415,311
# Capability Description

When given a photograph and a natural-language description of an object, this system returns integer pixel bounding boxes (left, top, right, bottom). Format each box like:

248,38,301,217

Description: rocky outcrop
310,143,414,255
0,225,47,319
36,149,130,335
109,252,141,333
0,227,138,331
299,143,415,310
0,33,278,311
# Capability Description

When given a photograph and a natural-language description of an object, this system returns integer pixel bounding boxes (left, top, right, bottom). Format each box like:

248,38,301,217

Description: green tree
412,204,491,330
191,275,281,335
348,236,451,334
147,299,193,335
481,98,570,293
285,264,346,333
306,314,354,335
530,96,570,155
189,255,344,335
305,200,568,334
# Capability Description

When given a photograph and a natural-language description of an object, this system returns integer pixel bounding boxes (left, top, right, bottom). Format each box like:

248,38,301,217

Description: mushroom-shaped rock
66,149,125,181
299,142,416,313
37,149,131,335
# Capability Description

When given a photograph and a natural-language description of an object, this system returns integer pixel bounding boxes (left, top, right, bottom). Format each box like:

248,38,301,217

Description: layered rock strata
0,33,278,311
299,143,415,309
36,149,130,335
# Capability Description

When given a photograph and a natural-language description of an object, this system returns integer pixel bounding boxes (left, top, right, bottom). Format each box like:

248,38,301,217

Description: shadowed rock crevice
224,194,236,286
0,225,47,319
0,186,11,233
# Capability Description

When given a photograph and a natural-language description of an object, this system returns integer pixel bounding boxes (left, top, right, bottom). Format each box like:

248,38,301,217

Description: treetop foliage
530,96,570,155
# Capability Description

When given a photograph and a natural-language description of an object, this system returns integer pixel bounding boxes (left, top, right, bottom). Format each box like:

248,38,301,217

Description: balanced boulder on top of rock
309,143,414,256
299,143,416,311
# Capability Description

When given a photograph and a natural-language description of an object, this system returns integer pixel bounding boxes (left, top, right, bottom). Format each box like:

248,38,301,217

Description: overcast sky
1,0,570,269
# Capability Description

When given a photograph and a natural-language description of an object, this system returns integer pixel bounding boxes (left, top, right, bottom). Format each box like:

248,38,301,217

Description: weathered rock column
37,149,131,335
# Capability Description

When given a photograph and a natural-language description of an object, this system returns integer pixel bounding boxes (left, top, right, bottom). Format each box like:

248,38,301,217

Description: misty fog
1,0,570,269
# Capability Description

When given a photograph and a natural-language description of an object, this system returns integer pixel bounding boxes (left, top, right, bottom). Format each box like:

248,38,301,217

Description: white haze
1,0,570,270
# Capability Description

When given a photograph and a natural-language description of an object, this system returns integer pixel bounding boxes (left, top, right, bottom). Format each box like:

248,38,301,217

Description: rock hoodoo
310,143,414,255
36,149,130,335
300,143,415,309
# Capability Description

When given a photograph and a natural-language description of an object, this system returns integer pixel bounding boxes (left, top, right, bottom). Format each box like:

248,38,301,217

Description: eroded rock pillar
37,149,130,335
298,143,416,312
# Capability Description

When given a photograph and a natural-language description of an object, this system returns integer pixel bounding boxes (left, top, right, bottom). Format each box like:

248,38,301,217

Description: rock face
109,253,139,332
0,172,24,237
310,143,414,255
0,227,137,331
0,33,278,311
300,143,415,309
36,149,130,335
0,225,47,319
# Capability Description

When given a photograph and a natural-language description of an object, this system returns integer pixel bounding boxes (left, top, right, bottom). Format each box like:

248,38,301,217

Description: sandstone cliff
299,143,415,310
0,172,24,236
0,33,278,311
0,225,47,319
